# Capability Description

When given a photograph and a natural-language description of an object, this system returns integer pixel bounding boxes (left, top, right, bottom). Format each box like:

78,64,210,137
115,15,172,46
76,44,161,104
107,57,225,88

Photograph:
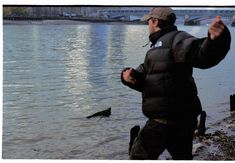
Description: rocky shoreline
160,111,235,160
193,111,235,160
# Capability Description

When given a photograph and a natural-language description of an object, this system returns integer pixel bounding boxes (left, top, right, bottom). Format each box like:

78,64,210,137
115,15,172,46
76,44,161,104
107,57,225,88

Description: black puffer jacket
121,25,231,121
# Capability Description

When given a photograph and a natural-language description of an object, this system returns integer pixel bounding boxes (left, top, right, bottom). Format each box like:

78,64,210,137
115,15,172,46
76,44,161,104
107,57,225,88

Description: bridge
97,7,235,25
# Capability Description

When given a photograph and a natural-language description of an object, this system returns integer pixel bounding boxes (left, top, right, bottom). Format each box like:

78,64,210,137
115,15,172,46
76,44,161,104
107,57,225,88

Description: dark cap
141,7,175,22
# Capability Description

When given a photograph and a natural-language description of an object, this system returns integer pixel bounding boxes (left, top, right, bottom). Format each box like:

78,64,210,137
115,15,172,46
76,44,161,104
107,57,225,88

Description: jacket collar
149,25,177,47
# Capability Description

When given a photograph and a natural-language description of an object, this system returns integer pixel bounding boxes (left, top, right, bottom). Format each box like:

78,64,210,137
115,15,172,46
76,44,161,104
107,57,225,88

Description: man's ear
154,19,159,29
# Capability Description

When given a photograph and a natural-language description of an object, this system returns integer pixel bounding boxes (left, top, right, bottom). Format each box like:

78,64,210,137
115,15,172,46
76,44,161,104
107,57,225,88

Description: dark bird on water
86,107,111,119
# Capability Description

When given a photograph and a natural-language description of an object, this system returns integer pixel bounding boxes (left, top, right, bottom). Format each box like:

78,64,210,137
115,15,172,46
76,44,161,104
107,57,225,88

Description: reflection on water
3,24,235,159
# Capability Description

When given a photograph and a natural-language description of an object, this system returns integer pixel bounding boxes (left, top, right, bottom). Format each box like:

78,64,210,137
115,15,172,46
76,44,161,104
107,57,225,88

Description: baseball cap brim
140,14,152,22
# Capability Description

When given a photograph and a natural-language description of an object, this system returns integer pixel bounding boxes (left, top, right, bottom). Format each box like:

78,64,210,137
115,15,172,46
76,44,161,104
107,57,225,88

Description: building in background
3,6,235,25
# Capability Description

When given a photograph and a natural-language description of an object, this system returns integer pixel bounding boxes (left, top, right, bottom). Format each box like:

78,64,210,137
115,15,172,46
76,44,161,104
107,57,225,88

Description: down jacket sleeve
172,26,231,69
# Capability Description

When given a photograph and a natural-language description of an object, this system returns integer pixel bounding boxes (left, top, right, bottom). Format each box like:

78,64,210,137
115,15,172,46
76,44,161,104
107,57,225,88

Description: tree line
3,7,29,17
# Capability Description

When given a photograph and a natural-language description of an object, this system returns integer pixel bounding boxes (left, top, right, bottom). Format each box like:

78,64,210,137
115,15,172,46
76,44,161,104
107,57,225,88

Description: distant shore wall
3,18,146,25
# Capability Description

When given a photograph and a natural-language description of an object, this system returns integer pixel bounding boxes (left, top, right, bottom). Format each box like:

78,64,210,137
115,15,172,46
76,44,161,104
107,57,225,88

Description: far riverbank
3,19,91,25
3,19,146,25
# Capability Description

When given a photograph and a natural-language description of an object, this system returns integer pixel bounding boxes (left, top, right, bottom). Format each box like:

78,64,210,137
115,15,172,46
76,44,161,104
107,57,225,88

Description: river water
3,23,235,159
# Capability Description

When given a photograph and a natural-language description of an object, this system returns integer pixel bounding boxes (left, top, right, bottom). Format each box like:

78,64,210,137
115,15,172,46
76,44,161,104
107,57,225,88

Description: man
121,7,231,160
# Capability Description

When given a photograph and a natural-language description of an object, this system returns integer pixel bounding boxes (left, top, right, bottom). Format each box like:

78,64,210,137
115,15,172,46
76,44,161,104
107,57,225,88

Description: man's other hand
208,16,225,40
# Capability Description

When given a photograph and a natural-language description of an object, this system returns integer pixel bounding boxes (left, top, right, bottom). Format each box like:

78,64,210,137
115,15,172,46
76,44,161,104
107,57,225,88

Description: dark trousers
130,119,197,160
